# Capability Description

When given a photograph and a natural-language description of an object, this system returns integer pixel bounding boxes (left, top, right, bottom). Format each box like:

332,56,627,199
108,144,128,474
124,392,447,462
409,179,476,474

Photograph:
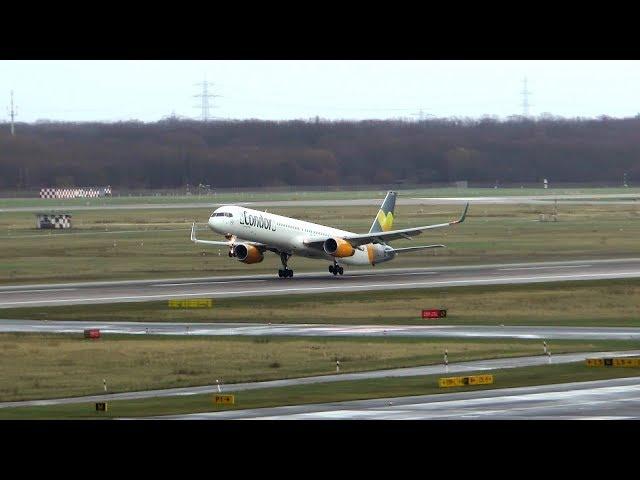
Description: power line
521,77,532,117
193,78,221,122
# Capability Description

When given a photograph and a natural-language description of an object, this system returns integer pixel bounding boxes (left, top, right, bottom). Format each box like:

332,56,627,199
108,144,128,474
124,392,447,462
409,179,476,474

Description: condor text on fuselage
239,211,277,231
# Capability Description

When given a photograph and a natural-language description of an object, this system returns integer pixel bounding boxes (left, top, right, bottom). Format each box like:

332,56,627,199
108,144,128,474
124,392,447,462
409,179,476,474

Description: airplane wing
189,223,266,248
303,203,469,248
391,244,446,253
190,223,230,246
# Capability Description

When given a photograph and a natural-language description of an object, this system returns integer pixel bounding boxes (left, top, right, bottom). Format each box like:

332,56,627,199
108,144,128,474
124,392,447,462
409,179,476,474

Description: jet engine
234,244,264,264
323,237,355,257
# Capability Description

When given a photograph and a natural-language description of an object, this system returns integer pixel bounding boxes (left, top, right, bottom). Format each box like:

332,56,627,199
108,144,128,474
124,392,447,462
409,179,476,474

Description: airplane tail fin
369,191,397,233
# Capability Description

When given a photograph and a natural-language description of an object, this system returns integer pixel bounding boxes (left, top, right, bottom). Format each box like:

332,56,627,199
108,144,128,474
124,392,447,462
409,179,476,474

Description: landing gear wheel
338,267,344,275
330,261,340,276
279,268,293,278
278,252,293,278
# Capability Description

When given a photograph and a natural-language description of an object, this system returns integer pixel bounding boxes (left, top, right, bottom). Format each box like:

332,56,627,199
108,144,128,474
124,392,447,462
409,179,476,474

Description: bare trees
0,117,638,190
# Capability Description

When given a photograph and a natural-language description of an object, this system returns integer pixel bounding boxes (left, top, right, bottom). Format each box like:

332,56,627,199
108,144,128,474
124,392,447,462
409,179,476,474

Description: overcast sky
2,60,640,123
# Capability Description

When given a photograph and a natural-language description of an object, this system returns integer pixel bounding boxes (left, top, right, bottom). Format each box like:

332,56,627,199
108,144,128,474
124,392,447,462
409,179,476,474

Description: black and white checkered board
37,214,72,229
40,187,112,199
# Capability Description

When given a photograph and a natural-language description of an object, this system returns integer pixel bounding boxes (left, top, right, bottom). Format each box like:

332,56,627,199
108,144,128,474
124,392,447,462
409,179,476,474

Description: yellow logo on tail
376,210,394,231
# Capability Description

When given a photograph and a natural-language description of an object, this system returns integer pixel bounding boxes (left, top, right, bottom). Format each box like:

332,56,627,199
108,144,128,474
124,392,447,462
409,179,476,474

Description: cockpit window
210,212,233,217
225,213,233,217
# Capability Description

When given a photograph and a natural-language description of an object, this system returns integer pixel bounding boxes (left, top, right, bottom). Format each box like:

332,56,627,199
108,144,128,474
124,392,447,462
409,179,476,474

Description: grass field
5,279,640,327
2,186,639,209
1,201,640,284
0,333,633,402
2,361,639,419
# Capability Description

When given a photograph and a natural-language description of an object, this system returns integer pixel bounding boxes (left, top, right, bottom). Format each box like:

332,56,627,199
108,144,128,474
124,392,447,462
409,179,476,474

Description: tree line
0,116,639,190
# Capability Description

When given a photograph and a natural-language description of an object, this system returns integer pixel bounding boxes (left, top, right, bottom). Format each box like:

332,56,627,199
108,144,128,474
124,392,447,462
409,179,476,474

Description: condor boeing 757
190,191,468,278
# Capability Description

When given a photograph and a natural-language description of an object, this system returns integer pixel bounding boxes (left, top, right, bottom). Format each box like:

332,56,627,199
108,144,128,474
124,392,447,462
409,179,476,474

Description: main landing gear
329,261,344,276
278,252,293,278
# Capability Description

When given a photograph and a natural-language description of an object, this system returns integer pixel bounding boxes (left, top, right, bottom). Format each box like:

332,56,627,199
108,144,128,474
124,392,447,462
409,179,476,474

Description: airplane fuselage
208,205,394,266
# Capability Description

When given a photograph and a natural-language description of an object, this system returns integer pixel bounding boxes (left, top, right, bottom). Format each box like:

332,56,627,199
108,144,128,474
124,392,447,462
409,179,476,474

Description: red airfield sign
422,309,447,319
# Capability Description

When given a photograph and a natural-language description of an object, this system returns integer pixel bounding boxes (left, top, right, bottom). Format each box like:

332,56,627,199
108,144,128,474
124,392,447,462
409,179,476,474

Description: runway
1,193,639,212
158,377,640,420
1,257,640,308
3,319,640,341
2,349,639,410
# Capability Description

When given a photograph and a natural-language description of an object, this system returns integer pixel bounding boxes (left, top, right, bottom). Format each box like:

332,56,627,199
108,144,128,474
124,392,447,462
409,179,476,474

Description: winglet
450,202,469,225
190,222,196,242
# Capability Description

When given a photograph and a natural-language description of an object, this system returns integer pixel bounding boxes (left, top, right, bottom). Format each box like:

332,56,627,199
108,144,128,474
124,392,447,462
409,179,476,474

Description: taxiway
1,193,639,213
2,320,640,341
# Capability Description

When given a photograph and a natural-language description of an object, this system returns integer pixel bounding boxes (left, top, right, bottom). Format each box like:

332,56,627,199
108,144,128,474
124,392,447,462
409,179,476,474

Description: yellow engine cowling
234,244,264,264
323,237,355,257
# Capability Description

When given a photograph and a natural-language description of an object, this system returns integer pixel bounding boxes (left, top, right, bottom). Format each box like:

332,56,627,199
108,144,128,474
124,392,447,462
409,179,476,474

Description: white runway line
153,280,267,287
377,271,438,277
0,288,77,294
499,265,592,271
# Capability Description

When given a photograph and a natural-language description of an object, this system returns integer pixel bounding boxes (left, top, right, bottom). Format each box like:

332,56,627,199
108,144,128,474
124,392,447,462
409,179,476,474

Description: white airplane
190,191,468,278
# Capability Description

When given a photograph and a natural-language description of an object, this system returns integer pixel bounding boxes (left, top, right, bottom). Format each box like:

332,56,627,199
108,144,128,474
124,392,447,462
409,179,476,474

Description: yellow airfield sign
586,357,640,367
213,394,235,405
438,374,494,388
168,298,213,309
